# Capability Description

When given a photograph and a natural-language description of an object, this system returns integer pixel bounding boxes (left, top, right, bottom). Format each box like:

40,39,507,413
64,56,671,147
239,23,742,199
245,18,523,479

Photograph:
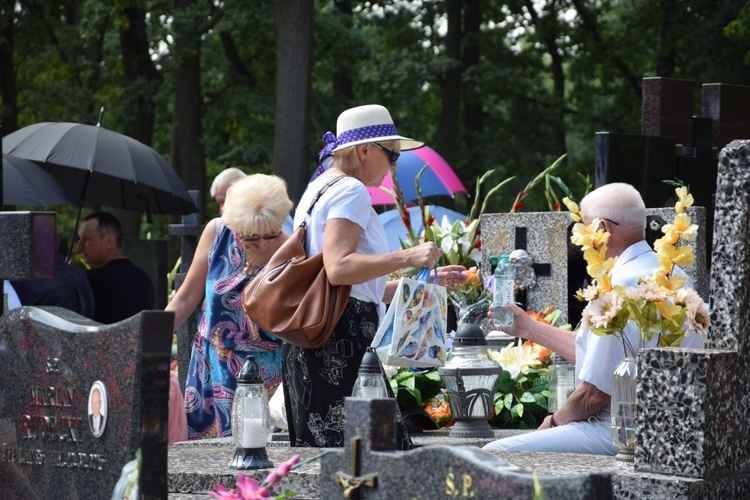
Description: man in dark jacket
76,212,154,324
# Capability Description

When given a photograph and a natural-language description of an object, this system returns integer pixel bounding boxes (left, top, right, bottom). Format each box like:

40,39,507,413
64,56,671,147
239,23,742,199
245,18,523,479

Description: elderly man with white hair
483,182,704,455
210,167,246,213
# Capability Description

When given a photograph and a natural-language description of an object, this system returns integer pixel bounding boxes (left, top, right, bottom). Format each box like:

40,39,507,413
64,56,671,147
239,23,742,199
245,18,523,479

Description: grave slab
0,306,173,499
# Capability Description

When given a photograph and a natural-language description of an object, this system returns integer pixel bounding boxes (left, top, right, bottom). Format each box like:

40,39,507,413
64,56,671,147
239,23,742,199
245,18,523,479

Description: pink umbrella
367,146,468,205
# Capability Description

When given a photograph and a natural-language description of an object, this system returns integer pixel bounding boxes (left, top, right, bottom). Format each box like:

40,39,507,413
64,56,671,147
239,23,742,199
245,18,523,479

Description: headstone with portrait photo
0,212,174,499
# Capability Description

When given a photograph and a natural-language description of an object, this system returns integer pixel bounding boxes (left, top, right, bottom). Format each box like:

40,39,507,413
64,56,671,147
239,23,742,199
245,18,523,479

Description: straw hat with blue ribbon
317,104,424,175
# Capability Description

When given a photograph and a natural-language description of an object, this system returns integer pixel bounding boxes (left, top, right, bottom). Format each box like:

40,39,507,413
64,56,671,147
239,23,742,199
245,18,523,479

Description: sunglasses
236,230,281,243
374,143,401,165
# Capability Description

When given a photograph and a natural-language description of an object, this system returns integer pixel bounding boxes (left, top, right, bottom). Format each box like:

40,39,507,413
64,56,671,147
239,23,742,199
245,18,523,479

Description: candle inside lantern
241,417,266,448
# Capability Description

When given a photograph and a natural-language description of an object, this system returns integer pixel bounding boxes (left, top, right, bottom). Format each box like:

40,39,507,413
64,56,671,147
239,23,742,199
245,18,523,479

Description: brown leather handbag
241,176,351,349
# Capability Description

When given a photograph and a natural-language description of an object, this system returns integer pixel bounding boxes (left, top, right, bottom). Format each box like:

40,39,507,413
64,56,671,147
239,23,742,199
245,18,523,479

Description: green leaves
491,365,550,429
391,368,445,411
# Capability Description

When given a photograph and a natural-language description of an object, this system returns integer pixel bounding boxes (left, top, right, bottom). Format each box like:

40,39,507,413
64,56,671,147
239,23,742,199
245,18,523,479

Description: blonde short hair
221,174,293,235
330,140,399,174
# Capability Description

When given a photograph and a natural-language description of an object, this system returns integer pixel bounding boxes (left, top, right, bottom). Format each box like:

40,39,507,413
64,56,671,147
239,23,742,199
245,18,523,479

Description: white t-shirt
294,175,388,319
574,240,704,413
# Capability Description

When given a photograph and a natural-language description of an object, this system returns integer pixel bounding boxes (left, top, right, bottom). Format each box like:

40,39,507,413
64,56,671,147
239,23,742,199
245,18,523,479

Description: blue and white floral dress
183,221,282,439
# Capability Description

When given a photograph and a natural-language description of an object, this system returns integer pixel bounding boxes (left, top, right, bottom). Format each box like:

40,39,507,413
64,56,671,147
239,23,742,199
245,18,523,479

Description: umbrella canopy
378,205,467,251
3,153,77,207
368,146,468,205
2,122,197,215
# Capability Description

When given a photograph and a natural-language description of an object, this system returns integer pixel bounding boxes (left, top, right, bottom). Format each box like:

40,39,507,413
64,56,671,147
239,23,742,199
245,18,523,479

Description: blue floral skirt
183,335,282,440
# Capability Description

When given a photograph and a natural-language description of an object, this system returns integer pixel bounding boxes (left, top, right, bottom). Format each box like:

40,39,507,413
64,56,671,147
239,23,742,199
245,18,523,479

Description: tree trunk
462,0,482,164
171,0,207,266
0,0,18,135
273,0,314,205
333,0,354,99
437,0,462,168
118,4,163,237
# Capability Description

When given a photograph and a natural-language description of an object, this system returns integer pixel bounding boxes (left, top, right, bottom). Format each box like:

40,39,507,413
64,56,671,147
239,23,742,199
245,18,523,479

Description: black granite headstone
0,307,173,499
641,77,695,145
701,83,750,150
320,398,612,499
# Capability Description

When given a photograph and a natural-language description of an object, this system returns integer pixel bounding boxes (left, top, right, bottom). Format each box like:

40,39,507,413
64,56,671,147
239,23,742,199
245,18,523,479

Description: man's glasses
602,218,620,226
236,230,281,243
374,143,400,165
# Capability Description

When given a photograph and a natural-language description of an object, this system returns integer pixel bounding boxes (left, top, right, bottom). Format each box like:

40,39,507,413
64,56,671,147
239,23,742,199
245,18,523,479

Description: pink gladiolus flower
265,455,302,486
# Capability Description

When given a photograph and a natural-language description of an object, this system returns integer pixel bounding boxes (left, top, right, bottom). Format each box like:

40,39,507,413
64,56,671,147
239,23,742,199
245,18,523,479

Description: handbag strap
299,175,347,230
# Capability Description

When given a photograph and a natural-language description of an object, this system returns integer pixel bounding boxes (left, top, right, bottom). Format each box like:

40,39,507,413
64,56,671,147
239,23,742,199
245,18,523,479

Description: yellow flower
563,197,581,222
653,272,687,291
675,187,694,213
657,230,680,246
671,246,695,266
661,213,698,241
489,340,541,379
597,273,614,293
584,246,613,279
571,220,608,250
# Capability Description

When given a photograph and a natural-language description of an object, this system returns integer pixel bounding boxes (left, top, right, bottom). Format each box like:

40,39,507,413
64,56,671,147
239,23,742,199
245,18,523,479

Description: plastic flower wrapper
423,392,455,428
449,266,491,324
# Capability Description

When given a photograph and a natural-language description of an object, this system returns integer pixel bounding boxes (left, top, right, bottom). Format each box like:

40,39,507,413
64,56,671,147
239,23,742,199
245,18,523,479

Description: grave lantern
351,347,388,399
438,323,501,438
228,355,273,470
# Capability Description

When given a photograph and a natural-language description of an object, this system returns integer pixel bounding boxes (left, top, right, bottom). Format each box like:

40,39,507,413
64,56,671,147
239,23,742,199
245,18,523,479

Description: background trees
2,0,749,246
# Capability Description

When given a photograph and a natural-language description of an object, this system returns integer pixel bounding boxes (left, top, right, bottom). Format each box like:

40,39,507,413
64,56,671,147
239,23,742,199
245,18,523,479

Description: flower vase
610,355,637,461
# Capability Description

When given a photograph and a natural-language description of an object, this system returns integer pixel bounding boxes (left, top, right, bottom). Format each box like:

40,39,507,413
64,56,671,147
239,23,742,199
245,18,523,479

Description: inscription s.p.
445,467,475,497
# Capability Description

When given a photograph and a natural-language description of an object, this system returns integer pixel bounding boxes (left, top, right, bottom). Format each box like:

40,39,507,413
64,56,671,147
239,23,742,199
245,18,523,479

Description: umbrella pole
66,172,92,262
67,200,85,262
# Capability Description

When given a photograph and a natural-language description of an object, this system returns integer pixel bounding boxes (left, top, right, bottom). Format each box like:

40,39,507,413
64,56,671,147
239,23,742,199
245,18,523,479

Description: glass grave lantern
228,355,273,470
351,347,388,399
438,322,501,438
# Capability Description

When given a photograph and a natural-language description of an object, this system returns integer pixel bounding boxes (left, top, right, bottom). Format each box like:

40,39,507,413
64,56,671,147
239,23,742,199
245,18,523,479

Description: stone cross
512,226,552,310
333,438,377,499
319,398,612,498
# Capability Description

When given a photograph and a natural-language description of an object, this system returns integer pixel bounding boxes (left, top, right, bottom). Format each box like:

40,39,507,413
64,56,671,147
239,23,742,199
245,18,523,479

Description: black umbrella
2,121,197,215
3,153,77,207
2,117,198,258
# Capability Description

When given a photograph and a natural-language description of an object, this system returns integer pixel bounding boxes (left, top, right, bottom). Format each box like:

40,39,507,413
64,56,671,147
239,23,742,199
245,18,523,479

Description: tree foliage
2,0,749,240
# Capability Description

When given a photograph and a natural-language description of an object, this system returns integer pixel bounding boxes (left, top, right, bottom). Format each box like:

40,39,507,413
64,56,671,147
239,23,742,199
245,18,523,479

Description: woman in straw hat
282,104,467,448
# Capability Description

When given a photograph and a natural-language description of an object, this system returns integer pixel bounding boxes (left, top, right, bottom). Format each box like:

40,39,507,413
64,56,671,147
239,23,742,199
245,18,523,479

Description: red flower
553,202,561,211
512,201,523,212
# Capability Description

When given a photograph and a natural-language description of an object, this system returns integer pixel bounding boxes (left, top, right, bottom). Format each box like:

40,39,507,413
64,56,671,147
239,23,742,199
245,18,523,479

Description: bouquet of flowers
488,339,551,428
385,155,568,325
487,307,565,428
563,185,709,353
